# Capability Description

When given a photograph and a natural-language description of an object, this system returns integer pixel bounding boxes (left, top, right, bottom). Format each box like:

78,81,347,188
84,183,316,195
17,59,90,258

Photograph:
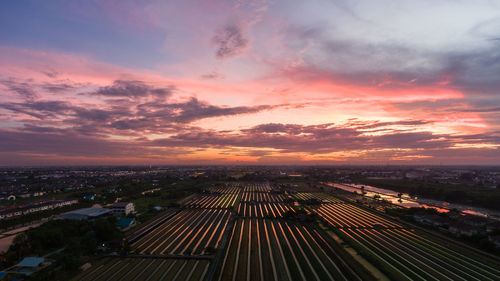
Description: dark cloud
0,119,498,164
136,97,274,123
91,80,175,98
283,24,500,97
0,79,38,100
201,71,225,80
40,82,77,93
212,24,248,59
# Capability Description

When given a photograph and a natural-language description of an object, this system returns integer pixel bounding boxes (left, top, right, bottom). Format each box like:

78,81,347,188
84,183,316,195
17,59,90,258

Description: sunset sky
1,0,500,165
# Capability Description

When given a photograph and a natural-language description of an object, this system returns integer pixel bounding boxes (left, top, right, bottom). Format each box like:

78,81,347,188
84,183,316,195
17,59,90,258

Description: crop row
218,218,352,281
208,185,242,194
312,203,402,228
132,209,231,255
185,193,239,209
241,192,287,203
242,184,272,192
126,208,179,242
237,202,295,218
292,193,345,204
72,257,210,281
338,228,500,281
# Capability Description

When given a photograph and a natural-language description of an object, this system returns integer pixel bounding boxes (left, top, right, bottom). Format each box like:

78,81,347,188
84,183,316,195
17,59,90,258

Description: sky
1,0,500,166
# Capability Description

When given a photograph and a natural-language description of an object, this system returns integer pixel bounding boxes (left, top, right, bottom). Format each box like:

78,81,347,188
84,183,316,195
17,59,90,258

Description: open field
312,203,403,228
304,192,500,280
292,192,346,204
132,209,231,255
73,183,500,281
184,193,240,209
208,185,241,194
337,228,500,281
237,202,294,218
218,218,357,281
126,208,179,243
72,257,210,281
240,192,287,202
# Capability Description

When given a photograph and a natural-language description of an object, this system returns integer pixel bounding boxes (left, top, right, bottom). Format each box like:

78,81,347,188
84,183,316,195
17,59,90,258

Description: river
327,182,500,219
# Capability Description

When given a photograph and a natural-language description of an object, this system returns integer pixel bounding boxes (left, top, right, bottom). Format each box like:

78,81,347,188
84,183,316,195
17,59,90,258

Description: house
413,213,450,227
111,202,135,216
449,222,486,237
486,221,500,233
462,215,488,227
61,207,112,221
0,199,78,220
488,235,500,248
8,257,51,276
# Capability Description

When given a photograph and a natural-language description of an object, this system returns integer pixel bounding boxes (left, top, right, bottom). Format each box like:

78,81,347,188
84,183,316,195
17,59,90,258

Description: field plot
293,193,345,203
312,203,402,228
72,257,210,281
237,202,295,218
240,192,287,203
218,218,354,281
338,228,500,281
208,185,241,194
243,183,272,192
132,209,231,255
185,193,239,209
126,208,178,242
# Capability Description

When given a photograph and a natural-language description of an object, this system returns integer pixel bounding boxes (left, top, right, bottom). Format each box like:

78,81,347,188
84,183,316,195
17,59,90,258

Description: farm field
292,192,346,204
132,208,231,255
303,192,500,280
185,193,240,209
72,257,210,281
218,218,356,281
337,228,500,281
237,202,294,218
73,183,500,281
312,203,403,228
126,208,179,242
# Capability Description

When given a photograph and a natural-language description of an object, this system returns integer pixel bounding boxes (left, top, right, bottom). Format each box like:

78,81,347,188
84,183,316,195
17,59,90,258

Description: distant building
61,207,112,221
449,222,486,237
413,213,450,227
111,202,135,216
0,199,78,220
82,194,95,200
489,235,500,248
462,215,488,227
7,257,51,276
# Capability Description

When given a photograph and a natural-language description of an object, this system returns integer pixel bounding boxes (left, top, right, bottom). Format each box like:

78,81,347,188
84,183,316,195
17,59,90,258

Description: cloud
90,80,175,98
212,23,249,59
0,79,38,100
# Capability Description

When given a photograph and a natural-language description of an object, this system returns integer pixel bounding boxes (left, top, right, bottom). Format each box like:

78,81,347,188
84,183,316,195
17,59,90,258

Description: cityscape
1,0,500,280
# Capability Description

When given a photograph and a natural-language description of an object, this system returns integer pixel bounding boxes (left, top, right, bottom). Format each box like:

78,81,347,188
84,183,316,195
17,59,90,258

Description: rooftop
17,257,44,268
62,207,111,217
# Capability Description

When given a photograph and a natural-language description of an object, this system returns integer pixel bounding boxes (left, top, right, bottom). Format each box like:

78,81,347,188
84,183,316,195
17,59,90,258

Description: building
61,207,112,221
488,235,500,248
449,222,486,237
0,199,78,220
7,257,51,276
111,202,135,216
413,213,450,227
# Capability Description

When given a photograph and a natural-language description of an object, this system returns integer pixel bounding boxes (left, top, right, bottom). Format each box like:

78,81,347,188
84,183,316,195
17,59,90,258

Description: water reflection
327,182,500,219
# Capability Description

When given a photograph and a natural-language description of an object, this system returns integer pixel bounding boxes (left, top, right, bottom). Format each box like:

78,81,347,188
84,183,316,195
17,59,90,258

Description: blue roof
62,207,112,218
17,257,44,267
117,217,134,228
0,272,6,278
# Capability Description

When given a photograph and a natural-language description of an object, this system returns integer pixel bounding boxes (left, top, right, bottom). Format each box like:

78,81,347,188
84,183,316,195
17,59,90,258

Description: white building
111,202,135,216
